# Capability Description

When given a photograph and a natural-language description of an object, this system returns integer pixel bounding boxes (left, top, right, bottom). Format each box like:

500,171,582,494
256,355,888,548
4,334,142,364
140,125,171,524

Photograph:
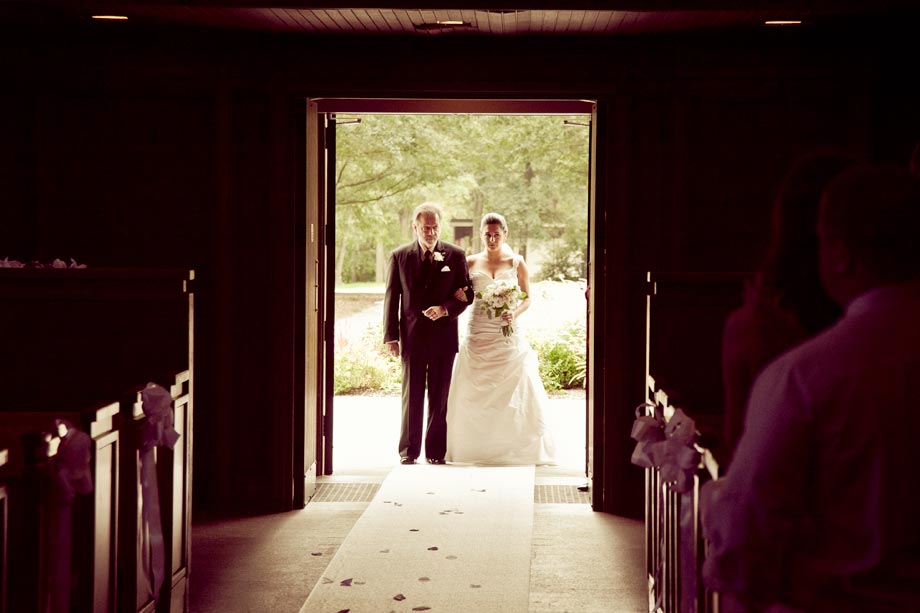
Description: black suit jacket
383,240,473,356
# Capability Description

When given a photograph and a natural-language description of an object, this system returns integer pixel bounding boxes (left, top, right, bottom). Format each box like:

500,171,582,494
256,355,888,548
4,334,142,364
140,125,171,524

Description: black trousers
399,349,455,461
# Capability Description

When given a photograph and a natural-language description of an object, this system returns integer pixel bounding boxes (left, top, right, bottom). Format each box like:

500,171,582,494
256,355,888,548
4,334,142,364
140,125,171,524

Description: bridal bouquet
477,280,527,337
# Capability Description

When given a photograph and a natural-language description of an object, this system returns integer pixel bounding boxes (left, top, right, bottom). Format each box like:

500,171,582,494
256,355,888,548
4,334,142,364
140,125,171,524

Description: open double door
299,97,600,509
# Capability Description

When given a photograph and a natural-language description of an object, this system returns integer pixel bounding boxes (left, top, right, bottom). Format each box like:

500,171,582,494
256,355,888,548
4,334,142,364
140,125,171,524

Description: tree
335,114,590,283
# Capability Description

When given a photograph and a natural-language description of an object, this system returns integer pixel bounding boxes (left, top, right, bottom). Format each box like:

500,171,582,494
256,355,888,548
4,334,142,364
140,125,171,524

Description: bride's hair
480,212,508,233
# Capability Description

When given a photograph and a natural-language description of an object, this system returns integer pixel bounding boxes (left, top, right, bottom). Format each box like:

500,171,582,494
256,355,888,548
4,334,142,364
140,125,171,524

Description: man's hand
385,341,400,357
423,305,448,320
453,286,470,302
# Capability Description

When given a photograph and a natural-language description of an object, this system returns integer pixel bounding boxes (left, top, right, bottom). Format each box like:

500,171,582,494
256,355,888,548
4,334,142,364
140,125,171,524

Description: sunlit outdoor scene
331,113,591,471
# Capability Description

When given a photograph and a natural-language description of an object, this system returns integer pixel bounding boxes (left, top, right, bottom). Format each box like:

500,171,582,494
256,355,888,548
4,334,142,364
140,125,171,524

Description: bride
445,212,557,465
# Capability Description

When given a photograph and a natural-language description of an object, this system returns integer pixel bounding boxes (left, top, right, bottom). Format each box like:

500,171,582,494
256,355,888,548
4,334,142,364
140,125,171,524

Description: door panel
301,100,322,503
321,115,337,475
586,102,601,508
307,99,600,507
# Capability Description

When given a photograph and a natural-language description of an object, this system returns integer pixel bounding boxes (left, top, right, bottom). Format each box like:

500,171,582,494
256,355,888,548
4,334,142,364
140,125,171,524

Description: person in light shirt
702,164,920,612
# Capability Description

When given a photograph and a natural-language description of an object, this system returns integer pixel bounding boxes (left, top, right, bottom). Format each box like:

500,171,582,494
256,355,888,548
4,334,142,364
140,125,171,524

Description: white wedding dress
445,257,557,465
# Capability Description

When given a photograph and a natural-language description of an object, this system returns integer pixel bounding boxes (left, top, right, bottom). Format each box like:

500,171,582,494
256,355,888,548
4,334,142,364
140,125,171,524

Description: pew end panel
0,405,118,613
639,377,720,613
646,272,748,458
117,371,190,613
163,372,192,613
0,448,7,613
117,390,158,613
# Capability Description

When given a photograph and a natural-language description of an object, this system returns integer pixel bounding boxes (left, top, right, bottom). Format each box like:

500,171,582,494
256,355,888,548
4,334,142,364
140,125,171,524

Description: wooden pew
0,267,193,612
118,390,158,613
0,268,192,415
1,447,7,613
633,376,719,613
645,271,748,457
118,371,191,613
0,404,119,613
164,372,192,613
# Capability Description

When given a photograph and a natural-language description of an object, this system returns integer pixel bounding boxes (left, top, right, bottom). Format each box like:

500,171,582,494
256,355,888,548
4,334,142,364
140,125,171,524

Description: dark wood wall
2,22,918,516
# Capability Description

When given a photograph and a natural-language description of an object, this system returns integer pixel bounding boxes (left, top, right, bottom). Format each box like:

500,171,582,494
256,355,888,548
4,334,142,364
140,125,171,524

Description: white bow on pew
47,419,94,612
630,404,702,494
140,382,181,602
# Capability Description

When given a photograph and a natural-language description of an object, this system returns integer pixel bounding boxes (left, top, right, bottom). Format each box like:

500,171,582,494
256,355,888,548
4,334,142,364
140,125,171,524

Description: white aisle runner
300,465,535,613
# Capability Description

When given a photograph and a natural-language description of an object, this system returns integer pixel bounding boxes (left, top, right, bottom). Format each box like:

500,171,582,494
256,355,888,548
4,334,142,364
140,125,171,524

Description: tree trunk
375,237,386,284
335,234,347,286
472,188,484,253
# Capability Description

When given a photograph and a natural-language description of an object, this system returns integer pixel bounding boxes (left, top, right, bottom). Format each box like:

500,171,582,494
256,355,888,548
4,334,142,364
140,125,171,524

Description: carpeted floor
190,393,645,613
190,470,646,613
300,465,536,613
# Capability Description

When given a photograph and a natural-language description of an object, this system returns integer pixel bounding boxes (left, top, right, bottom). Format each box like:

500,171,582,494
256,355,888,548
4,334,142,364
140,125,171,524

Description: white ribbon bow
139,382,181,602
46,420,94,612
630,406,701,493
51,419,94,504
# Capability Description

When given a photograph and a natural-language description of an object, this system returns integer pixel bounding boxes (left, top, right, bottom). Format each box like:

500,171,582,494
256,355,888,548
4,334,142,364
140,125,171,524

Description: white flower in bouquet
476,280,527,337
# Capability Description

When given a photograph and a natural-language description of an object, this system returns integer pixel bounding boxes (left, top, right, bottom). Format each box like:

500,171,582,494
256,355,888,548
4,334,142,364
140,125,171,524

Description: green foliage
333,282,587,395
537,240,587,281
334,114,590,283
527,319,587,391
333,323,401,395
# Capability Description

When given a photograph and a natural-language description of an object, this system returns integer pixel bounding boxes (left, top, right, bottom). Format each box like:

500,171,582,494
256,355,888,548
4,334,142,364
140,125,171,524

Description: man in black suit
384,202,473,465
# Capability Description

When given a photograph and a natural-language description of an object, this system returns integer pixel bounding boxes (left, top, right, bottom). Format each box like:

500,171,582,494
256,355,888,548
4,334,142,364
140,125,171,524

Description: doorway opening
306,98,597,501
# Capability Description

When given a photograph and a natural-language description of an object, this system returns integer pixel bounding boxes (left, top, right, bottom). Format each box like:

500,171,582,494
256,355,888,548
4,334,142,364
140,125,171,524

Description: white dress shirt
702,281,920,611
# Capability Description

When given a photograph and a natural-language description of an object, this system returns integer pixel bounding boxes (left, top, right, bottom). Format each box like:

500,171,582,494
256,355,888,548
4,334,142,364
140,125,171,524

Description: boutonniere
432,251,445,262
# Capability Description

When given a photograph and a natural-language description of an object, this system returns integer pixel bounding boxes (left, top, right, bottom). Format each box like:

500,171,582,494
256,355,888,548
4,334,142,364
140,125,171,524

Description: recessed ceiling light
92,15,129,20
414,20,473,30
764,20,802,26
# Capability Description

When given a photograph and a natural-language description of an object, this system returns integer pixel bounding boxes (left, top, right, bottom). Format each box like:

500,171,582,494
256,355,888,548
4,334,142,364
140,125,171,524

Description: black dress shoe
426,458,445,465
400,457,417,465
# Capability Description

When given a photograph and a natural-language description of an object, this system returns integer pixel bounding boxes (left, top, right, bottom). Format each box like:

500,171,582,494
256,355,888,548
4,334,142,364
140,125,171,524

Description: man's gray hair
413,202,445,223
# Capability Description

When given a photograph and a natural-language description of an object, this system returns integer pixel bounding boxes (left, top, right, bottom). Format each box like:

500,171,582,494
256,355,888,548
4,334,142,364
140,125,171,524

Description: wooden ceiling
68,7,809,35
0,1,909,36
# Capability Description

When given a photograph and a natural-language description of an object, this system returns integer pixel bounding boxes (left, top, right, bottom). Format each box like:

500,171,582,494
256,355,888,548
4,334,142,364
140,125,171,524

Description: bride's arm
452,254,478,302
504,258,532,324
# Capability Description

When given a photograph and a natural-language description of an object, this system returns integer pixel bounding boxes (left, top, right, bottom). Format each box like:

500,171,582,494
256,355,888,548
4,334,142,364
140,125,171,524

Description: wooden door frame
302,96,604,507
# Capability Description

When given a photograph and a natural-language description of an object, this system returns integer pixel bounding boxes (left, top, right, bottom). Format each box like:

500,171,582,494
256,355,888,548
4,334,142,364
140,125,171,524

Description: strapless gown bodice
445,261,557,465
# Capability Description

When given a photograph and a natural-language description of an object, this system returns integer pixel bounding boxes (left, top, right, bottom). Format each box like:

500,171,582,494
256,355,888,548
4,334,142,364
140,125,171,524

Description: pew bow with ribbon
630,403,702,493
46,419,94,613
51,419,94,504
139,382,180,603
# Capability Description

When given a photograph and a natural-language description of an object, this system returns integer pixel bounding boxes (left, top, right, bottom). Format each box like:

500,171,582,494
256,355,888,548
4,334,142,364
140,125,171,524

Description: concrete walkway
331,393,587,475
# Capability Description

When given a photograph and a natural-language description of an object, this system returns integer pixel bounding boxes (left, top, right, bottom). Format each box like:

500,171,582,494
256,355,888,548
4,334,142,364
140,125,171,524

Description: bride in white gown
445,212,557,465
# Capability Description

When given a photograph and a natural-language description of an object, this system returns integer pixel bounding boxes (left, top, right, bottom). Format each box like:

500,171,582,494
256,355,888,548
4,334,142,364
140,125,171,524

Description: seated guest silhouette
720,152,852,465
702,164,920,612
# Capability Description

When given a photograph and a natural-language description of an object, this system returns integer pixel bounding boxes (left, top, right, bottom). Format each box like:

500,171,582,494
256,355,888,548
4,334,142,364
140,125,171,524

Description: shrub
537,242,586,282
527,319,586,391
333,282,588,395
333,322,401,395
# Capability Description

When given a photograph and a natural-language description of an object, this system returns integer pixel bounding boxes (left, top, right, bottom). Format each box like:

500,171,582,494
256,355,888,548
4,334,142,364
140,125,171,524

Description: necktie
420,250,433,305
421,249,432,278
